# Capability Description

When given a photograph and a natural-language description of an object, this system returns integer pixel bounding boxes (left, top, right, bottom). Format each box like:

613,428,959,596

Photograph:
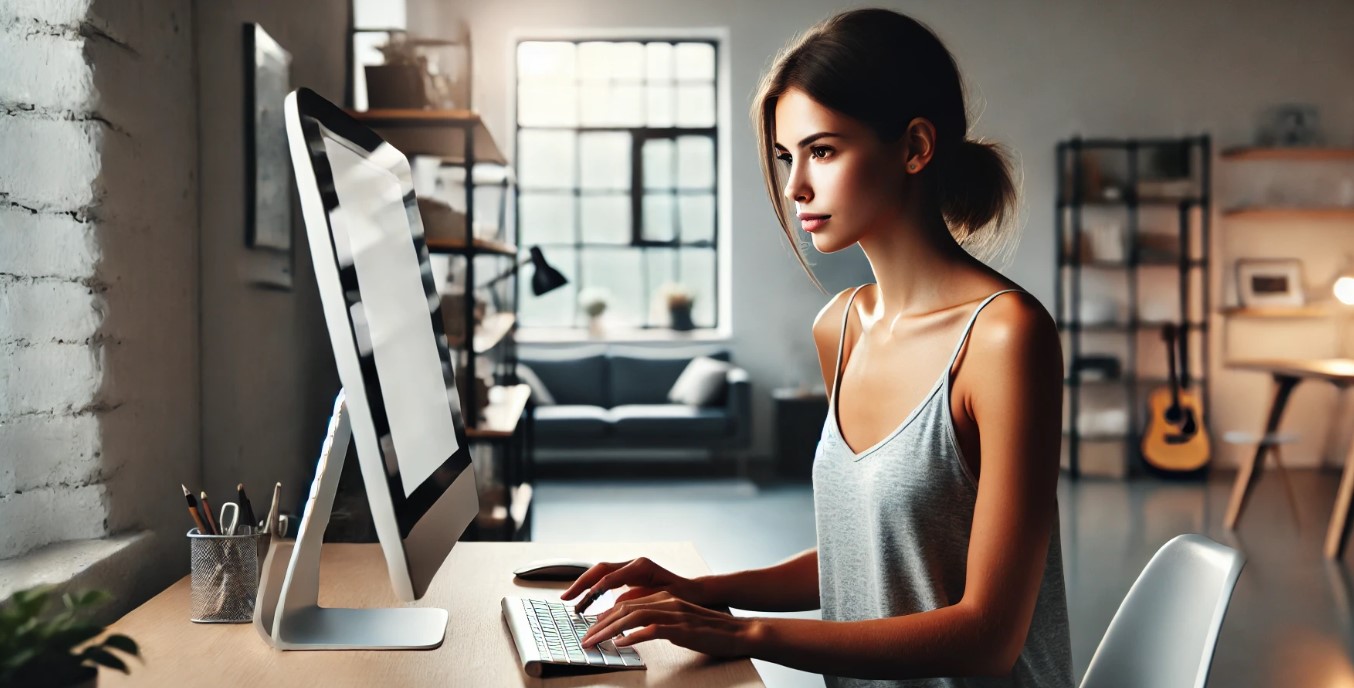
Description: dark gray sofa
519,347,751,454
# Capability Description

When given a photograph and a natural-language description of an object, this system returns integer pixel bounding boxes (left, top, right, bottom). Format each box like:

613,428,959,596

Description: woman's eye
776,153,792,165
810,146,832,160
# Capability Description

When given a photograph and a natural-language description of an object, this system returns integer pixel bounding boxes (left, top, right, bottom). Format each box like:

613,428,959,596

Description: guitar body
1141,386,1210,472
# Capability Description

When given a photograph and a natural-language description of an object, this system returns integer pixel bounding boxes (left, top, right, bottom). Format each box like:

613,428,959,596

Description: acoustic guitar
1141,323,1210,472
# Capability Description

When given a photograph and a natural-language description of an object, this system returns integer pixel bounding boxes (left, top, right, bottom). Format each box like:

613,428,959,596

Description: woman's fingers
613,586,661,605
581,609,684,648
559,561,624,601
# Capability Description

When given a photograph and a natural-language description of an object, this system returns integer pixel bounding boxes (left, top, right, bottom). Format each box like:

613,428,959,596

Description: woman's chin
809,231,853,254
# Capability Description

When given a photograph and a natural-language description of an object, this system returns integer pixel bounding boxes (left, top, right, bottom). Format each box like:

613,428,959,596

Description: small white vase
586,314,606,338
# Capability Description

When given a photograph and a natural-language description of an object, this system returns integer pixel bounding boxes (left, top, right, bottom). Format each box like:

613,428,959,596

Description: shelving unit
348,107,534,541
1056,135,1212,478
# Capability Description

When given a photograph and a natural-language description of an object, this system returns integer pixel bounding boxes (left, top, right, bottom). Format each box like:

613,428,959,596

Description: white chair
1079,534,1245,688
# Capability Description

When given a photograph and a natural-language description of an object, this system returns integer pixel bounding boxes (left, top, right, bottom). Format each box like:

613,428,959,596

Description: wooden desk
1225,359,1354,558
101,542,765,687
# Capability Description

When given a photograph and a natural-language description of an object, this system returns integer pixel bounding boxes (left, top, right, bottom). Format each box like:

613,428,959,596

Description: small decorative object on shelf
1235,258,1305,308
1254,103,1324,147
578,287,610,337
0,586,141,686
662,282,696,331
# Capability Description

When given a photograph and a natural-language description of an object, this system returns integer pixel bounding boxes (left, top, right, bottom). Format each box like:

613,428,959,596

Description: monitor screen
299,110,472,538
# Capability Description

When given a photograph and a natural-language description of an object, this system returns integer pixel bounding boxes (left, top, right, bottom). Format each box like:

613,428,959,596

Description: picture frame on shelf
1236,258,1305,308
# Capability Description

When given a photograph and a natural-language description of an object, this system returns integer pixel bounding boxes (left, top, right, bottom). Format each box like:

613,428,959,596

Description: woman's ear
902,117,937,174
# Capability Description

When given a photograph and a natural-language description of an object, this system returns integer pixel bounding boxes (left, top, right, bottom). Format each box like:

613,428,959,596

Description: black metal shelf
1056,135,1212,479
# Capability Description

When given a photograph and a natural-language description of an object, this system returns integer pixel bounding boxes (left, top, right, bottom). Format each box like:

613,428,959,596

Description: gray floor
533,468,1353,687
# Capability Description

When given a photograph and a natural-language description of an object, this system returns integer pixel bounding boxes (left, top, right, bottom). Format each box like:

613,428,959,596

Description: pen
237,483,258,535
263,482,281,535
182,484,209,534
200,491,219,536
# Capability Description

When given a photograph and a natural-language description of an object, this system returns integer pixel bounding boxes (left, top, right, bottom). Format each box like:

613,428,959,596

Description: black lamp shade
529,246,568,296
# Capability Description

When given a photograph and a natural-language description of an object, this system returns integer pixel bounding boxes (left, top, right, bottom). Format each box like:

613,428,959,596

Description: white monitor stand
253,390,449,650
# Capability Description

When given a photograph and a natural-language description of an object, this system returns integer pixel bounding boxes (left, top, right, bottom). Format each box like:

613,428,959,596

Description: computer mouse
513,558,595,581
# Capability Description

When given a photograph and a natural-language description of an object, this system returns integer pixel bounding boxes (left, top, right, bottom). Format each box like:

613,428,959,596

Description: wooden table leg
1326,401,1354,559
1226,375,1299,529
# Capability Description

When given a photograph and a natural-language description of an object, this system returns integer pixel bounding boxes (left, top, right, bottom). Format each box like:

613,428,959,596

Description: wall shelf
1219,305,1332,318
1222,207,1354,221
1221,147,1354,161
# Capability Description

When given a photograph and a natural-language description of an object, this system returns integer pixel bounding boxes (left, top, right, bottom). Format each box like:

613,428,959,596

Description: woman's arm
695,548,819,612
587,293,1064,680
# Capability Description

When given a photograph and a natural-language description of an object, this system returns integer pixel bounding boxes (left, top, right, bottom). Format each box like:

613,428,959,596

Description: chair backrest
1079,534,1245,688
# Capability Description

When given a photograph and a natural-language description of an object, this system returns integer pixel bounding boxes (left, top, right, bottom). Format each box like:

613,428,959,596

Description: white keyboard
501,596,646,678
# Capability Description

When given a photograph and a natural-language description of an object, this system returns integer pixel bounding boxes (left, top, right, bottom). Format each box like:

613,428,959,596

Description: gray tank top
813,286,1073,688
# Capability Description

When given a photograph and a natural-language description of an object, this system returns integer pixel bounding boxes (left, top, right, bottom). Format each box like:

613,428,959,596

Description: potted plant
578,287,611,337
0,586,140,687
662,283,696,331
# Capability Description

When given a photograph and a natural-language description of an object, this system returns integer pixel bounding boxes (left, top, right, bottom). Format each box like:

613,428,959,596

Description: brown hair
751,8,1019,290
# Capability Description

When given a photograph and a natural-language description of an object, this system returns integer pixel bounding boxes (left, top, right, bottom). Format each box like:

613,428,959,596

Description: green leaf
76,590,111,608
46,625,103,651
81,647,129,673
102,634,140,657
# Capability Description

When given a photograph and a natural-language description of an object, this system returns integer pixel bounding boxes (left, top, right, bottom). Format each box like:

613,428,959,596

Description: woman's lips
801,216,829,232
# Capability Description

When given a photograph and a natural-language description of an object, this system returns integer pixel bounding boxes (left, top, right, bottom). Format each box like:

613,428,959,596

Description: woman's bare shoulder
811,286,864,355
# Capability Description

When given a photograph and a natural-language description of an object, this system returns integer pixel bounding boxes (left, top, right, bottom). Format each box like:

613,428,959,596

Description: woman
563,8,1072,686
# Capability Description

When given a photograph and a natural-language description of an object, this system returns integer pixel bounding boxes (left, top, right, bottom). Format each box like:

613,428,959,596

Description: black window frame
513,37,721,331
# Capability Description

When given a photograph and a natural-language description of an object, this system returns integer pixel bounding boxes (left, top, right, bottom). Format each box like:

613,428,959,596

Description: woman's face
773,88,910,254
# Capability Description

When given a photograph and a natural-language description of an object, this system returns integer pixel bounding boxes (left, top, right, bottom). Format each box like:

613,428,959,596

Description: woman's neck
856,204,981,324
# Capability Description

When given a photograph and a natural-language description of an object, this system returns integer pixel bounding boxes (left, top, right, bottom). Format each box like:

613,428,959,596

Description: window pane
645,84,674,127
354,1,404,28
645,42,673,81
642,138,673,190
517,42,576,81
580,194,630,244
579,132,630,190
520,247,576,327
677,247,716,327
645,248,677,326
676,136,714,190
580,83,643,127
517,82,577,127
674,43,715,80
519,192,575,245
611,42,644,80
580,248,644,327
678,193,714,243
578,42,615,81
674,83,715,127
643,193,675,242
518,130,575,190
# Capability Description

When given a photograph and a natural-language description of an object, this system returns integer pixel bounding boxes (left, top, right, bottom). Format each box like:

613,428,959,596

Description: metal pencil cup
187,528,261,623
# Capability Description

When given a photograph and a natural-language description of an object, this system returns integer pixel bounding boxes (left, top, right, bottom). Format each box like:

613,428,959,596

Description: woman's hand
560,557,713,614
578,591,761,658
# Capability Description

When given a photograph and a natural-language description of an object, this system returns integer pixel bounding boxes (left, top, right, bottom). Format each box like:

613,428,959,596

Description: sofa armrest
725,367,752,448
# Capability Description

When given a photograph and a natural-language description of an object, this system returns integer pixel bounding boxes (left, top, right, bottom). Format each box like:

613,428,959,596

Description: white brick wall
0,8,104,551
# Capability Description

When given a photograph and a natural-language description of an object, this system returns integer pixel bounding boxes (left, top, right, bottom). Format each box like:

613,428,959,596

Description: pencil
200,491,219,535
182,484,209,534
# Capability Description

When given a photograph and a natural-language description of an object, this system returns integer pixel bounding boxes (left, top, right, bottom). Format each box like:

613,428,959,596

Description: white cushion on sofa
667,356,732,407
516,363,556,405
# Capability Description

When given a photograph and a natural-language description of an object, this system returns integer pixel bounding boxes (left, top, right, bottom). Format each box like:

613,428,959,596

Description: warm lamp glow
1335,276,1354,305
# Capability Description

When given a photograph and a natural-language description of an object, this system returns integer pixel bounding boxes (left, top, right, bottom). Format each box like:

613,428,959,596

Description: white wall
0,0,199,603
194,0,346,521
410,0,1354,470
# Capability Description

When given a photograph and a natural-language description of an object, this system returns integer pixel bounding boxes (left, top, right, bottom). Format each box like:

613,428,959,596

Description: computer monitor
254,87,477,650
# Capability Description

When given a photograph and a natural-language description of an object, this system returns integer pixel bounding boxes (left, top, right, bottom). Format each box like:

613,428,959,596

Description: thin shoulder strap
830,285,870,404
943,289,1025,373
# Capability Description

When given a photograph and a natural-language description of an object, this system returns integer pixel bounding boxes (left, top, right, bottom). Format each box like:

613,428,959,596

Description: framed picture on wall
244,22,294,288
1236,258,1305,308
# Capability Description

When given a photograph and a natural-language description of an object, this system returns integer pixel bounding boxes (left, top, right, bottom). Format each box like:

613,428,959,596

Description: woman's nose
783,167,811,204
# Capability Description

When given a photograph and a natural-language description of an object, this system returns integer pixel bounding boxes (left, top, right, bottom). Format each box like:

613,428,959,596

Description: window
514,39,720,331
